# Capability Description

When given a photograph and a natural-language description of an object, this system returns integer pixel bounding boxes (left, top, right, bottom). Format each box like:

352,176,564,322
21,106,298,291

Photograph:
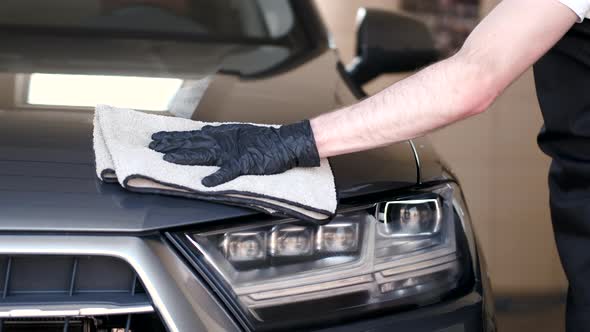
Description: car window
0,0,294,40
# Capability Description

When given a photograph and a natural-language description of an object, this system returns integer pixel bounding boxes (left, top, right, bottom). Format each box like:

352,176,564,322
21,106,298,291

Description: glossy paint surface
0,3,420,231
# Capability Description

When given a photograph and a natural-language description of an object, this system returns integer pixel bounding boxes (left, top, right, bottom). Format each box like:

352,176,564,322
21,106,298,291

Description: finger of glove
149,138,190,152
201,124,234,132
151,129,204,141
149,139,204,153
162,149,219,166
149,134,214,152
201,123,258,133
202,165,241,187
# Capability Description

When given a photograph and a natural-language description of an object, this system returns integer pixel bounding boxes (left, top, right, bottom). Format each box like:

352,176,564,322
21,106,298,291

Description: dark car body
0,1,494,331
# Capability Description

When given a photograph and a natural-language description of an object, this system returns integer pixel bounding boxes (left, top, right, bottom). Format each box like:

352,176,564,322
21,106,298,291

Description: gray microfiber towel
93,105,337,222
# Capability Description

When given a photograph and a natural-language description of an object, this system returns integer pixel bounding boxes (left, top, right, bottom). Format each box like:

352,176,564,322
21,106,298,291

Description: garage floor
496,297,565,332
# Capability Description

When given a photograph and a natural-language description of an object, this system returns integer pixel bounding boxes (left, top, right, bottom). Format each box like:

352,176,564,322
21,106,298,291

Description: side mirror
346,8,438,86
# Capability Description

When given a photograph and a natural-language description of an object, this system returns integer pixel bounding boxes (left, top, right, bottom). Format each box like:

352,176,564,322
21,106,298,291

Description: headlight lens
316,222,360,253
178,184,470,329
379,198,441,236
222,231,267,263
270,225,314,257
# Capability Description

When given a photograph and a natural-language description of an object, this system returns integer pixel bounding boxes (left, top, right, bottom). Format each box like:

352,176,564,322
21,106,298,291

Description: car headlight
171,183,472,330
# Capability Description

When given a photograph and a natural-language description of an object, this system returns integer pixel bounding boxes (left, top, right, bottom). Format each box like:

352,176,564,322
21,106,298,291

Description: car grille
0,255,166,332
0,313,163,332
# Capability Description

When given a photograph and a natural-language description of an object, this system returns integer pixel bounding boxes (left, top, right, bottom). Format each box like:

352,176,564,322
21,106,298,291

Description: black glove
149,121,320,187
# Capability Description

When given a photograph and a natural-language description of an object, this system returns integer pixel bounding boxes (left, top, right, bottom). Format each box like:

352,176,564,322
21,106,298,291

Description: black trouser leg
548,163,590,330
534,20,590,332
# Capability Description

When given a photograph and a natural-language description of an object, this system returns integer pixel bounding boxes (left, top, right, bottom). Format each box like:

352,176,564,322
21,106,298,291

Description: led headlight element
222,231,267,262
378,197,442,237
316,222,359,253
270,225,314,257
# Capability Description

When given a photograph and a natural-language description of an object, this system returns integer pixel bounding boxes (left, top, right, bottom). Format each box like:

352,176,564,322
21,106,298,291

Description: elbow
452,47,502,118
465,89,497,117
466,75,500,116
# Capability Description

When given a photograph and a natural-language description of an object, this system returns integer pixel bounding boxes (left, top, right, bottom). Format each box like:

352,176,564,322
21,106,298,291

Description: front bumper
0,234,491,332
0,234,240,332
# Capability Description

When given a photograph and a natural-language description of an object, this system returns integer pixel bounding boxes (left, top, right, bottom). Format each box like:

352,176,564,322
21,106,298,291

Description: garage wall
315,0,567,294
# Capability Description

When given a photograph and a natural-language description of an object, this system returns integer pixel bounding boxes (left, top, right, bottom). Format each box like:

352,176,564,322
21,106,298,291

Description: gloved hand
149,121,320,187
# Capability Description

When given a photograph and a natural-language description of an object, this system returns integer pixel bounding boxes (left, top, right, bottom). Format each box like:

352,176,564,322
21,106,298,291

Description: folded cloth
93,105,337,222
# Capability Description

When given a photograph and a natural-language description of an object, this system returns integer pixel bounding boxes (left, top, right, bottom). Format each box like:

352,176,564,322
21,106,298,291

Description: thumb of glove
202,165,241,187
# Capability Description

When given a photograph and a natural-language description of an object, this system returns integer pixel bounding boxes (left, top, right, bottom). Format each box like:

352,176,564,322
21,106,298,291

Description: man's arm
311,0,578,158
150,0,578,187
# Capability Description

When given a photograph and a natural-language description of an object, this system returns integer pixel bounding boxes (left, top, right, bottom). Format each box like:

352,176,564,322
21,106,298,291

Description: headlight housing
171,183,472,330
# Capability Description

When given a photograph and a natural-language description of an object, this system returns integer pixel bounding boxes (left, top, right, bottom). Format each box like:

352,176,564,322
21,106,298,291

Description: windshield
0,0,294,40
0,0,327,113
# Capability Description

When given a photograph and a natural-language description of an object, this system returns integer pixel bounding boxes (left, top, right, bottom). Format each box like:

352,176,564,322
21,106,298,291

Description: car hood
0,34,419,233
0,108,417,232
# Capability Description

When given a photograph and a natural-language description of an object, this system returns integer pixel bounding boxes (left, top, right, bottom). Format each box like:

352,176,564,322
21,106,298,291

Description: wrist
308,118,326,158
279,120,320,167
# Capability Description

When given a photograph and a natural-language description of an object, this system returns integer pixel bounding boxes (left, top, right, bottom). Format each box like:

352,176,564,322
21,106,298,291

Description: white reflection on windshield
27,73,183,111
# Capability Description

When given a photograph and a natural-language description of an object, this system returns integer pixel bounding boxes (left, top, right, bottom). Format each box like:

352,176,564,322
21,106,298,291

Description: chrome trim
378,253,458,278
80,305,154,316
0,236,240,332
244,283,371,308
373,246,456,273
0,305,153,318
249,275,373,301
0,309,77,318
377,261,459,285
408,140,422,183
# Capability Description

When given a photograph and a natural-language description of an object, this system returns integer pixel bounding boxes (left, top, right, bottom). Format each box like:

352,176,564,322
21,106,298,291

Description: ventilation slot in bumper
0,255,165,331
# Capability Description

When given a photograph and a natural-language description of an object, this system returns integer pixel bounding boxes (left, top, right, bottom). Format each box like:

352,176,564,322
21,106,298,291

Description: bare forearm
311,0,576,158
311,53,493,157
